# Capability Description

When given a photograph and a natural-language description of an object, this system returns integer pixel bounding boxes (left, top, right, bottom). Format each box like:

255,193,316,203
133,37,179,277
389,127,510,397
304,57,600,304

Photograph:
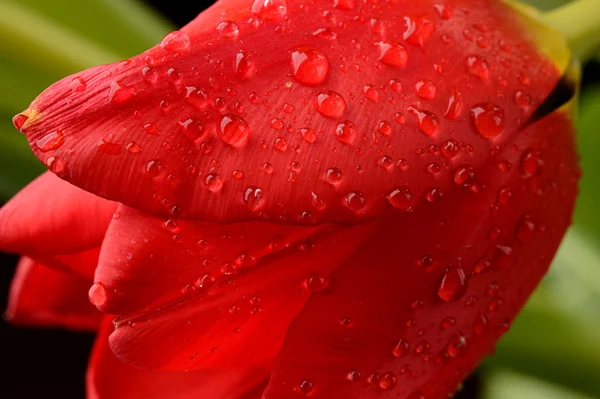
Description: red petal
88,317,268,399
103,206,375,370
6,257,102,331
261,112,578,398
0,171,116,255
19,1,561,224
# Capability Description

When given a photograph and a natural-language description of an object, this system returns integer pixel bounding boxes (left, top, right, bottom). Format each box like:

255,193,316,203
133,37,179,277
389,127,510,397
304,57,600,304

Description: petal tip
13,108,41,132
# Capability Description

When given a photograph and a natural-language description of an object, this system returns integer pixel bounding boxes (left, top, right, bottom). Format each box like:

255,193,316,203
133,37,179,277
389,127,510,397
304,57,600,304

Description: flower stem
544,0,600,63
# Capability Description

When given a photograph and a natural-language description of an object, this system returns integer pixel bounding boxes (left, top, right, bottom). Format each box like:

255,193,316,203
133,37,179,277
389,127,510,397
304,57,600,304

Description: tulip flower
2,0,599,398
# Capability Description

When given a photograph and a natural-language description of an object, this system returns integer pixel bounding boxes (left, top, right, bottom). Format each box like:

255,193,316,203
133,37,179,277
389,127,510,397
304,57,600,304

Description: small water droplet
408,106,439,136
235,51,254,78
521,149,544,177
345,191,365,211
392,339,409,357
205,173,223,192
363,84,380,102
446,334,467,358
88,282,107,307
493,245,514,268
378,372,398,391
466,55,490,81
314,91,346,119
471,103,504,138
219,114,250,147
335,121,357,144
437,266,468,302
333,0,355,9
35,131,65,152
299,127,317,143
291,47,330,86
387,187,413,211
378,41,408,67
414,80,436,99
305,273,329,292
70,76,87,93
97,140,122,155
145,160,162,177
160,31,191,52
251,0,287,20
445,89,464,120
516,215,537,243
274,137,288,152
217,20,240,38
404,17,435,47
109,81,136,105
243,186,263,211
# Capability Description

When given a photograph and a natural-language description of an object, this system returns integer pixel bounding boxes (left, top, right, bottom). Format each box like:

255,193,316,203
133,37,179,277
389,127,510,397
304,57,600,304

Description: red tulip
2,0,580,398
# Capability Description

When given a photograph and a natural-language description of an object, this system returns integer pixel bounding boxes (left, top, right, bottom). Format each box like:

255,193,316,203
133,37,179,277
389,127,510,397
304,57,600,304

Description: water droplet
70,76,87,93
346,370,361,382
251,0,287,20
305,273,329,292
408,107,439,136
145,160,162,177
392,339,409,357
474,257,491,274
345,191,365,211
35,131,65,152
437,267,468,302
454,166,474,185
335,121,357,144
442,140,458,159
126,142,143,153
313,27,337,40
378,121,393,136
446,334,467,358
219,114,250,147
471,103,505,138
378,372,398,391
387,187,413,211
426,187,443,203
493,245,514,268
160,31,191,52
474,314,487,335
326,168,342,184
516,215,537,243
445,89,464,120
378,41,408,67
88,282,107,307
404,17,435,47
234,51,254,77
299,128,316,143
274,137,288,152
414,80,436,99
441,317,456,329
217,20,240,38
497,187,512,204
205,173,223,192
466,55,490,81
179,118,204,141
109,81,136,105
363,84,380,102
291,47,330,86
243,186,263,211
314,91,346,119
521,149,544,177
97,140,122,155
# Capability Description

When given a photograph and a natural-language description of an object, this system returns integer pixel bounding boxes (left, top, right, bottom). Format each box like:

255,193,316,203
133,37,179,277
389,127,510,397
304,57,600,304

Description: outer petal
17,0,562,224
88,317,268,399
0,171,116,255
6,257,102,331
261,111,579,398
103,211,375,370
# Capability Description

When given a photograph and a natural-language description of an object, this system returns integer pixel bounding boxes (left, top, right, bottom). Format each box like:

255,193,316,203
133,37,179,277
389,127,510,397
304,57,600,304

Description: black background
1,1,597,397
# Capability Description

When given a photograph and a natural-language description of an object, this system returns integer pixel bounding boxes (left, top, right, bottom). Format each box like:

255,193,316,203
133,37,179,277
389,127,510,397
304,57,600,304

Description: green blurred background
0,0,599,397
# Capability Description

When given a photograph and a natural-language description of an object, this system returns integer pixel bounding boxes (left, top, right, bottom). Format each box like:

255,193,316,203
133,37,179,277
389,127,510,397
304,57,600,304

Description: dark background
1,1,598,397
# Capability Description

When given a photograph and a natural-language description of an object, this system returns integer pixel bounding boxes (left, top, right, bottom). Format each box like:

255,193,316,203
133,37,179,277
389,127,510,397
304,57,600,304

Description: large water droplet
109,81,136,105
243,186,263,211
251,0,287,20
408,107,439,136
387,187,413,211
326,168,342,184
437,266,467,302
35,131,65,152
345,191,365,211
205,173,223,192
219,114,250,147
291,47,330,86
314,91,346,119
378,41,408,67
160,31,191,52
88,282,107,307
471,103,505,138
335,121,357,144
217,20,240,38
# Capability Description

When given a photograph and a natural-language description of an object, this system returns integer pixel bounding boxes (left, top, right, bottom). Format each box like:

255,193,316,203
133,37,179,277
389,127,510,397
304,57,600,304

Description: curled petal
6,257,102,331
88,317,268,399
0,172,116,256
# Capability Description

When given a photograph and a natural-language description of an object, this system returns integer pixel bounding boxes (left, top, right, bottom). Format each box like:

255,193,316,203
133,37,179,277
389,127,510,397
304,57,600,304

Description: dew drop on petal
335,121,357,144
219,114,250,147
314,91,346,119
414,80,436,99
471,103,505,138
345,191,365,211
109,81,136,105
408,107,439,136
437,267,468,302
160,31,191,52
217,20,240,38
377,41,408,67
290,47,330,86
466,55,490,81
251,0,287,20
243,186,263,211
88,282,107,307
387,187,413,211
36,131,65,152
